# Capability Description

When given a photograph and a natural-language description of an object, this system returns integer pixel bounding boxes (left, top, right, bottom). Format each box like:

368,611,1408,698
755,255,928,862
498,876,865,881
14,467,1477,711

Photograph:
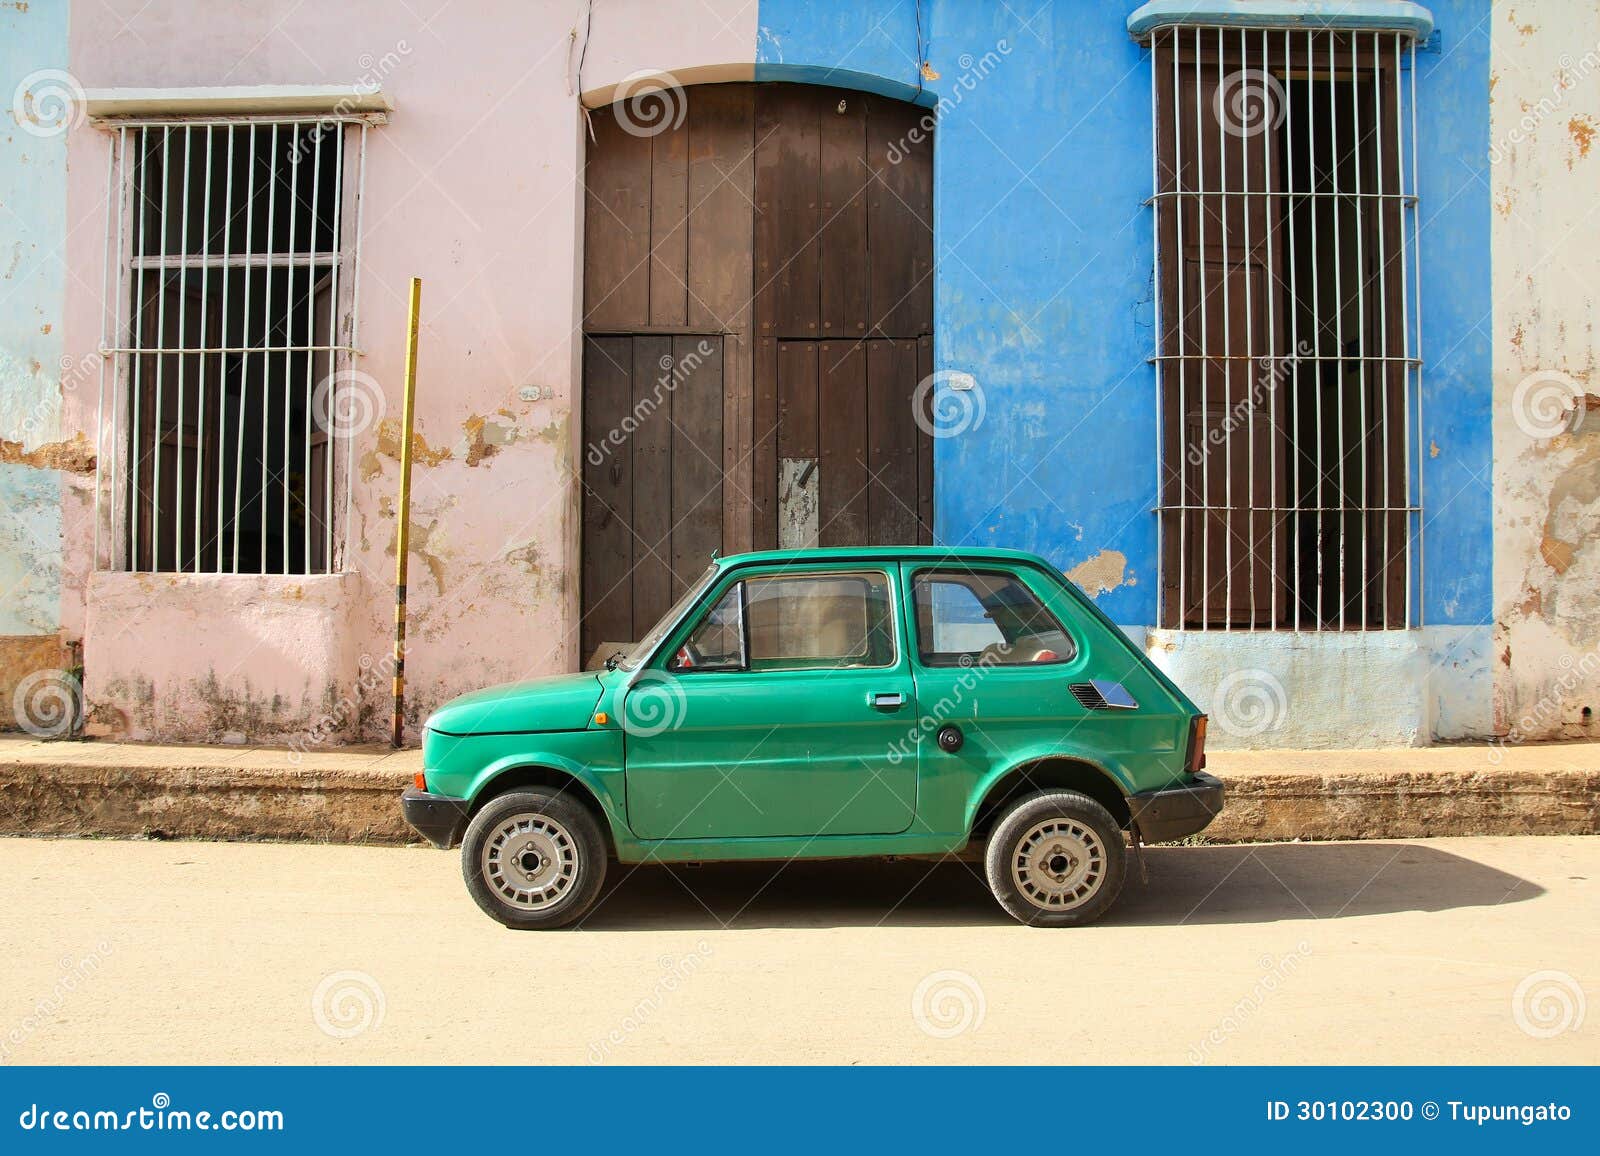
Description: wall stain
1567,115,1595,169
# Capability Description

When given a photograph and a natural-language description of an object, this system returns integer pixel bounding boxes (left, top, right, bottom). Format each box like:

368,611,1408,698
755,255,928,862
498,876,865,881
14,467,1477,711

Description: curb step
1,739,1596,845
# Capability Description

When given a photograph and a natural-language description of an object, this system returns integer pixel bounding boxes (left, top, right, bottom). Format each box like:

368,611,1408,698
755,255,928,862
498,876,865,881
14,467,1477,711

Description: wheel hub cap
481,813,578,911
1012,819,1104,910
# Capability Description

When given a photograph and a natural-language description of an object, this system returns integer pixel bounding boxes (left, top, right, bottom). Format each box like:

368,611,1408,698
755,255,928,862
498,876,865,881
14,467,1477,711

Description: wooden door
580,83,934,661
581,335,724,665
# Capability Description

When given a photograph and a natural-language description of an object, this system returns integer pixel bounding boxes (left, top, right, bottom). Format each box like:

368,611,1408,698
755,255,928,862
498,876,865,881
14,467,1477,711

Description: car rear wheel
461,789,607,929
984,790,1126,926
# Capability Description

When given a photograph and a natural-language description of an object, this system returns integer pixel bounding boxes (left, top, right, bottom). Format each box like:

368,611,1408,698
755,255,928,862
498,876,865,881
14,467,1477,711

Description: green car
402,547,1222,929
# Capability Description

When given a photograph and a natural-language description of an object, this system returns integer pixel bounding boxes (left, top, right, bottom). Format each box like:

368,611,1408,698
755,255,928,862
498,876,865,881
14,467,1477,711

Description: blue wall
1412,0,1492,626
756,0,1489,628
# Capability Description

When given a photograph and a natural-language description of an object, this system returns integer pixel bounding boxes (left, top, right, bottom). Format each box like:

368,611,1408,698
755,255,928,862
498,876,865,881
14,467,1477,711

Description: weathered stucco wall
83,572,359,743
756,0,1496,747
48,0,757,743
5,0,1584,752
1,0,77,729
1489,0,1600,750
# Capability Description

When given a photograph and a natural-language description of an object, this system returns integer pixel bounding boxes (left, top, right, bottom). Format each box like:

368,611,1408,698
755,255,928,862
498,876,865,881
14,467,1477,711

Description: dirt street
1,835,1594,1065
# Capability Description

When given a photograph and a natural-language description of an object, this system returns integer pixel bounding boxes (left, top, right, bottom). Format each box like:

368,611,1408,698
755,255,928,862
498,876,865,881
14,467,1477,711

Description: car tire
461,789,608,929
984,790,1127,927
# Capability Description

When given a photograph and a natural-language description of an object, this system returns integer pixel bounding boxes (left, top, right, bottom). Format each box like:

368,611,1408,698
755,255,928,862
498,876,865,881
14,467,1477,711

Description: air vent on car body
1069,679,1138,711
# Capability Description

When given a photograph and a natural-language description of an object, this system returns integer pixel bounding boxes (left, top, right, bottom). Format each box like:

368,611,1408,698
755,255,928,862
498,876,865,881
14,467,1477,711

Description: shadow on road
575,841,1544,931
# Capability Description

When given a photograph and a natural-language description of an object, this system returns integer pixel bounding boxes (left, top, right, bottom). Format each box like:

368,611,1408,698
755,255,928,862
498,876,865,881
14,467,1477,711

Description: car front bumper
1128,771,1224,843
401,786,472,849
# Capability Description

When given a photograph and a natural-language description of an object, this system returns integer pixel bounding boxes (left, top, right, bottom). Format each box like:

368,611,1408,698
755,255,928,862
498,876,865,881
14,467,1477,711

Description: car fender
963,743,1136,833
463,746,630,837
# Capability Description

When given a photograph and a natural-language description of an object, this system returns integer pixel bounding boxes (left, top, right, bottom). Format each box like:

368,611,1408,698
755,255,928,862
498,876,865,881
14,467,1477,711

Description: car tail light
413,771,427,791
1187,716,1208,773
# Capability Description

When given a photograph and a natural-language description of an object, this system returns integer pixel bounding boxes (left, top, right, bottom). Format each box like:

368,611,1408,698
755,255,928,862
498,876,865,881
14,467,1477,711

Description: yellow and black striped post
391,277,422,748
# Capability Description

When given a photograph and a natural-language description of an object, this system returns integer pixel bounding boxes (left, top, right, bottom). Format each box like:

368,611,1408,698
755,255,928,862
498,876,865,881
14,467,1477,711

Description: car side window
674,584,746,671
913,569,1076,666
671,571,896,672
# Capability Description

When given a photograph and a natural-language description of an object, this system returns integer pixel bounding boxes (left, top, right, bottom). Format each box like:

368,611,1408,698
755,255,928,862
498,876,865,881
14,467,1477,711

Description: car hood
425,671,606,736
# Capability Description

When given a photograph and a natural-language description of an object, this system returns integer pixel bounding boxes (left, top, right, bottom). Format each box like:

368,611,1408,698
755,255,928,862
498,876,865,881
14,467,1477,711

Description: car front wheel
460,789,608,929
984,790,1127,926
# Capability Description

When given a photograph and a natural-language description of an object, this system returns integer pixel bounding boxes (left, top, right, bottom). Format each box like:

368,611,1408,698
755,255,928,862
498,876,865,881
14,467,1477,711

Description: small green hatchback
402,547,1222,929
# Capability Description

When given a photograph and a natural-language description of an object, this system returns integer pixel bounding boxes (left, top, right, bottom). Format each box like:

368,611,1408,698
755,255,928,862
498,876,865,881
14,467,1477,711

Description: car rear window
912,569,1076,666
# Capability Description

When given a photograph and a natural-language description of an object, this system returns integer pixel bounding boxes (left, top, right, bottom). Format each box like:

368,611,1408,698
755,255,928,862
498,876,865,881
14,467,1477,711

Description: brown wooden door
580,83,933,661
581,335,724,665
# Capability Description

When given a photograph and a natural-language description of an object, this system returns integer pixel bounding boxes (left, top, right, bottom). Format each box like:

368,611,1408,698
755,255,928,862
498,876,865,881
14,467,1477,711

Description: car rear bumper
1128,771,1224,843
401,786,471,849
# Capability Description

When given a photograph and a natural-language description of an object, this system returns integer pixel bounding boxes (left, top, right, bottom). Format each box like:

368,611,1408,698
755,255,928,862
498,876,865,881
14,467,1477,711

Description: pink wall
62,0,757,742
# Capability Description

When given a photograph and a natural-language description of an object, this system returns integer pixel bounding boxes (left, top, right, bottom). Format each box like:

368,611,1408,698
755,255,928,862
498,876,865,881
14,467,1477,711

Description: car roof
712,545,1058,570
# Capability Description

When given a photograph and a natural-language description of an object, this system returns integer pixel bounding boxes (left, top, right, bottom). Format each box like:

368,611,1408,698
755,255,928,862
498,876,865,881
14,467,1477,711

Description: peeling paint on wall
461,413,519,466
1491,1,1600,744
375,417,453,468
0,431,95,474
1064,549,1129,598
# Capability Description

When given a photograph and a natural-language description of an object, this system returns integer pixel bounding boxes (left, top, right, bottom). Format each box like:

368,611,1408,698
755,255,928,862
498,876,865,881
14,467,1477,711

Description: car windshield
616,564,719,670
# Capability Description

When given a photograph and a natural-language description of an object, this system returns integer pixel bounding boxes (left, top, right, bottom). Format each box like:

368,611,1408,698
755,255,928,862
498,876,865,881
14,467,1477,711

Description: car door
622,564,918,840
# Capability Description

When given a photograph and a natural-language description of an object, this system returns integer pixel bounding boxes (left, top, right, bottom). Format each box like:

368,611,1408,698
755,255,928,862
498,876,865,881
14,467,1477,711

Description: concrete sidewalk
0,734,1596,844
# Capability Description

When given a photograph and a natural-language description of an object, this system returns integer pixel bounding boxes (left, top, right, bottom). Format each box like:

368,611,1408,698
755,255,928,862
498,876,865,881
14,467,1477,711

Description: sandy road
1,835,1594,1065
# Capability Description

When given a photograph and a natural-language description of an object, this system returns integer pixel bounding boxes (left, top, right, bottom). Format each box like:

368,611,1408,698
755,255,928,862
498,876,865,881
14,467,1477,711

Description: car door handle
869,691,906,709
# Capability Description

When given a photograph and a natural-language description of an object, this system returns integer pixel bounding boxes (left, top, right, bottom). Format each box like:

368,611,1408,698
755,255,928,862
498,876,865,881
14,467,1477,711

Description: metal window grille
1146,26,1423,630
93,117,370,574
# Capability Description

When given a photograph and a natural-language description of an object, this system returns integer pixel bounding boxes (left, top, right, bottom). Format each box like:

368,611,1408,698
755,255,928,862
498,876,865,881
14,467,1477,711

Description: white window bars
1147,26,1423,630
93,117,370,574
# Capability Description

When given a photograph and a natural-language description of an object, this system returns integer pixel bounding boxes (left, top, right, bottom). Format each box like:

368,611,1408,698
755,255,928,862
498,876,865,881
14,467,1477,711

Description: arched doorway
580,82,933,663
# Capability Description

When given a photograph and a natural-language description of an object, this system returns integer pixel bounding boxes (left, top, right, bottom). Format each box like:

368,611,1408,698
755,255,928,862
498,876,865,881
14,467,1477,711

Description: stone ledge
0,738,1596,845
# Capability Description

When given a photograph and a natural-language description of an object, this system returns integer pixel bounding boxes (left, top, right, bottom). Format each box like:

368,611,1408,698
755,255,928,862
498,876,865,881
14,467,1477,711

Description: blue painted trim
751,61,936,107
1127,0,1434,40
